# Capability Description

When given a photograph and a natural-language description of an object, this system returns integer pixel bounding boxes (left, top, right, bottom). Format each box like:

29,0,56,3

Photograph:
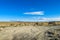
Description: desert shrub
0,26,6,28
10,24,15,26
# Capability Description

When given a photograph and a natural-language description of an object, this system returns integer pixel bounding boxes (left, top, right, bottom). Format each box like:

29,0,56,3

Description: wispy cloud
37,17,60,22
8,17,60,22
24,11,44,15
31,17,60,22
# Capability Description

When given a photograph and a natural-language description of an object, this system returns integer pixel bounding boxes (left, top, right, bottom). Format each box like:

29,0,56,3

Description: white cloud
24,11,44,15
32,17,60,22
13,17,60,22
38,17,60,22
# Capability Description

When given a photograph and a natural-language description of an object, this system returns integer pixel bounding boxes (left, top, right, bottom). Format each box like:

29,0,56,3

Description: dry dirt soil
0,26,60,40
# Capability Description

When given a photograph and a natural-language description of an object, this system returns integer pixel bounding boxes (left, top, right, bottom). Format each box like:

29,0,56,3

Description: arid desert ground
0,22,60,40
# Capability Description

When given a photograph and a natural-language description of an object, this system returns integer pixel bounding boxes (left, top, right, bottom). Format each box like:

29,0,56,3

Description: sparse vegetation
0,22,60,27
0,22,60,40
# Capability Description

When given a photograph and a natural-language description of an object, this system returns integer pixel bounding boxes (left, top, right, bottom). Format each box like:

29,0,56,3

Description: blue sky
0,0,60,21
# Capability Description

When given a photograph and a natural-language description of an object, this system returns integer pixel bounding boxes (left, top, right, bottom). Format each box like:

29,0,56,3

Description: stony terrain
0,26,60,40
0,22,60,40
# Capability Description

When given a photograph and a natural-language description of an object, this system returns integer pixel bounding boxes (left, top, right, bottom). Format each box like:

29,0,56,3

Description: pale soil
0,26,60,40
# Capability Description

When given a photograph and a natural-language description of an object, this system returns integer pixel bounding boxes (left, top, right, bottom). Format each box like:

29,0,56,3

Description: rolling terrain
0,21,60,40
